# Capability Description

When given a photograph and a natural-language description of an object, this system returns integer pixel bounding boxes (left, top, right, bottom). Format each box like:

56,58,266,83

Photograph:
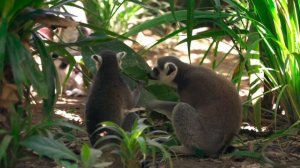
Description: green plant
1,1,57,118
0,110,84,168
81,0,149,33
96,119,172,168
122,0,299,128
21,136,112,168
0,0,85,167
224,0,300,126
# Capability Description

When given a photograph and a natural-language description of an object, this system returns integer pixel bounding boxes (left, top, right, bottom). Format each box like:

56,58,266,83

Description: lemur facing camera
85,50,142,147
147,56,242,157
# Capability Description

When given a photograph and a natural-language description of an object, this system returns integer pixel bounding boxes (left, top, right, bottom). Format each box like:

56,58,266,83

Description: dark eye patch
166,64,176,75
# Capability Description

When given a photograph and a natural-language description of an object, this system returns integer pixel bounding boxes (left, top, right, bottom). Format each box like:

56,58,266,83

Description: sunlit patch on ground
241,122,268,132
54,109,83,124
56,97,82,105
54,96,85,124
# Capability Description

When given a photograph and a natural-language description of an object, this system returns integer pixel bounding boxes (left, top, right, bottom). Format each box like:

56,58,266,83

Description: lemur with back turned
147,56,242,157
85,50,142,147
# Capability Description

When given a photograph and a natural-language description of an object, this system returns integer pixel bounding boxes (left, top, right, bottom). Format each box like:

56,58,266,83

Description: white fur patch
116,51,126,69
92,55,102,69
159,62,177,88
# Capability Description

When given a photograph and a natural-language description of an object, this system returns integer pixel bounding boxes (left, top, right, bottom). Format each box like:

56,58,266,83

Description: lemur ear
164,62,177,76
116,51,126,62
91,54,102,69
116,51,126,69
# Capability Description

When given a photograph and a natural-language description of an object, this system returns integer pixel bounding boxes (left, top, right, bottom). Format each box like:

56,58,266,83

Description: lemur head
149,56,184,88
91,51,126,70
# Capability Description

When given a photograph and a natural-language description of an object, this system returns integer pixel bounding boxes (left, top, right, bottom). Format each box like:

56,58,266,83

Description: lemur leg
170,146,194,155
122,81,143,132
130,81,144,107
171,102,202,155
218,133,236,154
146,100,177,120
121,112,139,132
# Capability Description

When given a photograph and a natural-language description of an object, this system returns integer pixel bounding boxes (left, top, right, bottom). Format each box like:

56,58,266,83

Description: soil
15,30,300,168
17,95,300,168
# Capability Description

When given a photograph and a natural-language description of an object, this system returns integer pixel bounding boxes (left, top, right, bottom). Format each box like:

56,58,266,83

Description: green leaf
93,133,123,146
100,122,128,139
231,150,263,161
125,10,232,37
6,35,26,87
179,29,248,44
82,36,151,81
0,19,8,79
169,0,177,22
131,123,149,140
81,144,104,168
53,120,85,132
136,137,147,154
81,144,90,163
32,33,58,118
186,0,195,63
146,84,179,101
144,27,186,53
79,22,131,41
59,160,78,168
146,139,171,159
21,135,78,161
0,135,12,160
1,0,14,20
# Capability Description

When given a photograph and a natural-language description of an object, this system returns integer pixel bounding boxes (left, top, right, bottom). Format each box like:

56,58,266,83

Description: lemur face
149,59,178,88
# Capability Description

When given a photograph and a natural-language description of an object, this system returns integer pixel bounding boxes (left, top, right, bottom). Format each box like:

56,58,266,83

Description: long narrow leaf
32,33,58,118
125,10,232,37
21,135,78,161
0,19,7,79
0,135,12,160
7,34,46,96
186,0,195,63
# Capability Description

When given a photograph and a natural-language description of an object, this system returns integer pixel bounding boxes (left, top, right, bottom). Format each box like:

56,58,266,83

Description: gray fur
85,50,142,147
147,56,242,157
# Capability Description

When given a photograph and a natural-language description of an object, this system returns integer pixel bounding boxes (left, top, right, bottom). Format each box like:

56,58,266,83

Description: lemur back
85,50,140,146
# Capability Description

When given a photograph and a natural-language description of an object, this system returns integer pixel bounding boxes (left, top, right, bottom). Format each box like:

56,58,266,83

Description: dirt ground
19,94,300,168
17,30,300,168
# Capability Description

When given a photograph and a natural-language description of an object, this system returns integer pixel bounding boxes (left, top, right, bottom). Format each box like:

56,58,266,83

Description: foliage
232,120,300,166
21,136,112,168
0,110,83,168
0,0,85,167
81,0,151,33
78,35,177,104
1,0,299,166
223,0,300,126
0,0,165,166
96,119,172,168
0,0,59,118
123,0,300,127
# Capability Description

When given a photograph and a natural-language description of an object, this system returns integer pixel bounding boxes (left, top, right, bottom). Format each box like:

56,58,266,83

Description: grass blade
186,0,195,63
